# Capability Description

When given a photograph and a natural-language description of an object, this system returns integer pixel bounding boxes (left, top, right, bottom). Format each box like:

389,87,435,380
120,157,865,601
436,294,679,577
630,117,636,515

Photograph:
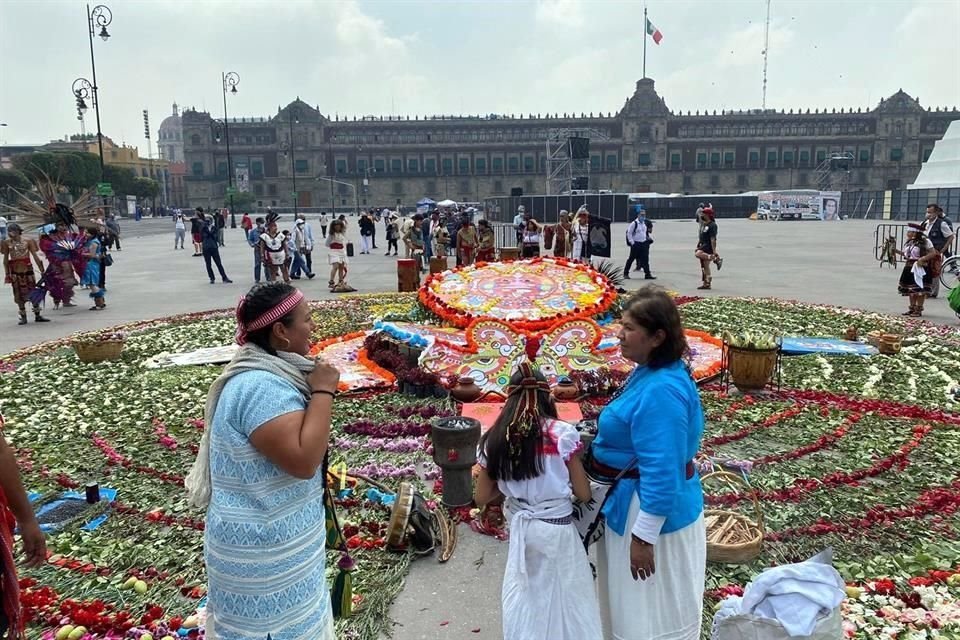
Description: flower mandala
419,257,617,330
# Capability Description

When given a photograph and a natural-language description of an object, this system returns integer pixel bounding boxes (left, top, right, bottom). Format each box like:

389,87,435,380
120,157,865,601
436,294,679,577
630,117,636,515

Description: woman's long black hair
478,366,558,483
241,282,298,355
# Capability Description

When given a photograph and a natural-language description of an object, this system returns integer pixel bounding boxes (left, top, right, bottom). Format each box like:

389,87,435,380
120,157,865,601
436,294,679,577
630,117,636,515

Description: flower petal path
0,294,958,639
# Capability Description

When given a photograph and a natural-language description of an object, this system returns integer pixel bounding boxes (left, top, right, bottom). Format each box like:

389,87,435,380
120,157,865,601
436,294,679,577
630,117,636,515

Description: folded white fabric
912,262,926,289
740,561,845,636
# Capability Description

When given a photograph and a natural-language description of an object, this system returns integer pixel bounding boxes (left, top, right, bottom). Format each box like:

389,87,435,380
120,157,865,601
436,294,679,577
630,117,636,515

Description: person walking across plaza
896,223,937,317
0,413,48,638
292,215,316,279
216,208,227,247
474,361,602,640
319,211,329,238
241,212,253,241
200,209,233,285
248,217,265,283
185,283,340,640
358,212,375,255
174,211,187,250
190,209,204,256
385,214,400,256
624,205,655,280
695,206,721,290
1,223,50,325
105,212,121,251
590,287,707,640
921,203,954,298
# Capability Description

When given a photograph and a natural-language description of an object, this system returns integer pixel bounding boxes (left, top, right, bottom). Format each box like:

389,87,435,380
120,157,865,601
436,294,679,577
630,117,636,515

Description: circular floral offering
419,257,617,330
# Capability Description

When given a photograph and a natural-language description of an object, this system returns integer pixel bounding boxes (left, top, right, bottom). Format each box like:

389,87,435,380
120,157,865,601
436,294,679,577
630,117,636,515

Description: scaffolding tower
545,128,610,195
815,152,854,191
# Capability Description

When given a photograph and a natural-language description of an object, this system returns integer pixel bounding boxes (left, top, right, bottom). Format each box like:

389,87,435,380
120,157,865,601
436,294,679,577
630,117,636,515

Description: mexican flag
646,17,663,44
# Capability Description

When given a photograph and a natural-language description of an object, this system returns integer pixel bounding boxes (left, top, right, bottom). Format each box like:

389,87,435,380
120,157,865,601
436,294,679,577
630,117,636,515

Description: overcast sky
2,0,958,152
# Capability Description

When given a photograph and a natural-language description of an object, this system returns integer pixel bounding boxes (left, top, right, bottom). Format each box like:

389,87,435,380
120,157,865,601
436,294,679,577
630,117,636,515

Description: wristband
311,389,336,398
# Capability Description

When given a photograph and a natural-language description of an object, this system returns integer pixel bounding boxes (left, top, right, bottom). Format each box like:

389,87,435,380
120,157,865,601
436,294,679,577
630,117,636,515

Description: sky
1,0,958,153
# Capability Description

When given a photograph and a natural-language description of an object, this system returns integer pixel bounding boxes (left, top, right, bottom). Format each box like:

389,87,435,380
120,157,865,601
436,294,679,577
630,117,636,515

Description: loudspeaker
571,177,589,190
510,187,523,197
569,136,590,159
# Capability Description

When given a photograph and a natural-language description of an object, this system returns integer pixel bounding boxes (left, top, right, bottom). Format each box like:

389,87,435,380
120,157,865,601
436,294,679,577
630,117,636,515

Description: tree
225,191,257,209
0,168,31,194
10,151,102,196
130,177,160,201
101,165,136,198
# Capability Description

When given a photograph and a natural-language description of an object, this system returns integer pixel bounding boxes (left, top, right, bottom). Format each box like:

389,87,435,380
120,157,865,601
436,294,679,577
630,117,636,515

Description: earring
280,337,291,351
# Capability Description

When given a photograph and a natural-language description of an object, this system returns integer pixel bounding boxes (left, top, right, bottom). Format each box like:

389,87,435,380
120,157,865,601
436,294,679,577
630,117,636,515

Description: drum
386,481,415,549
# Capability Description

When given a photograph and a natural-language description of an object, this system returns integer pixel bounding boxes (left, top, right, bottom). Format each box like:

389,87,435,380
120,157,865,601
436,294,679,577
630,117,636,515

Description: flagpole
643,5,648,78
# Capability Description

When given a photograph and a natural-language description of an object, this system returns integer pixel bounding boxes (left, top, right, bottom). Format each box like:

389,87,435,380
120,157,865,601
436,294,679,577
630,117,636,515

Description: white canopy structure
909,120,960,189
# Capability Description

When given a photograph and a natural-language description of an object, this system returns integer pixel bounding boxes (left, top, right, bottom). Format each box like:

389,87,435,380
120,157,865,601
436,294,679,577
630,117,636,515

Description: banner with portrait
818,191,841,221
235,164,250,193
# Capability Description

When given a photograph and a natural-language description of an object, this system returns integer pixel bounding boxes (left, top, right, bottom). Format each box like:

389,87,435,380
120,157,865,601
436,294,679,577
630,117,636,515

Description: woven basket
727,346,778,391
703,470,764,564
73,339,125,363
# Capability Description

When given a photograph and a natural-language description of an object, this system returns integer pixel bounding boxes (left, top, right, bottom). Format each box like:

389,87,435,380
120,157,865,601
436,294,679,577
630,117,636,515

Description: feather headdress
0,168,99,232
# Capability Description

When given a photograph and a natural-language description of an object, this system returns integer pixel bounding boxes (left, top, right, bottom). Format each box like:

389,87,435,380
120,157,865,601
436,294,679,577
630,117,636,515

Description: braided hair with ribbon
478,354,559,483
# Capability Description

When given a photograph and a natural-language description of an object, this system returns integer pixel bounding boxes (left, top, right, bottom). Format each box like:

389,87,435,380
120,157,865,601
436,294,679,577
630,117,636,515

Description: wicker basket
727,346,778,391
73,339,125,363
703,470,764,564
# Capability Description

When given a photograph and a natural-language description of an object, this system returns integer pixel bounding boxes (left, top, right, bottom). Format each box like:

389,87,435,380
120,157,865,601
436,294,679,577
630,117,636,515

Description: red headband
235,289,305,345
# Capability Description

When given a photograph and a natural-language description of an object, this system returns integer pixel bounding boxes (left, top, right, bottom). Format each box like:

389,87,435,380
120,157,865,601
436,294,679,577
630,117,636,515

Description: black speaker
510,187,523,197
571,177,589,190
569,137,590,159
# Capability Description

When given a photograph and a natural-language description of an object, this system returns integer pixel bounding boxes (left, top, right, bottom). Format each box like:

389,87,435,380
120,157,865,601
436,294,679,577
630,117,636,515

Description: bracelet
311,389,336,398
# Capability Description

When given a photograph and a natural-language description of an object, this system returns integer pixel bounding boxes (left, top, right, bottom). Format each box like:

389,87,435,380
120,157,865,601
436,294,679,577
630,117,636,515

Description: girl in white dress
325,220,354,292
474,361,602,640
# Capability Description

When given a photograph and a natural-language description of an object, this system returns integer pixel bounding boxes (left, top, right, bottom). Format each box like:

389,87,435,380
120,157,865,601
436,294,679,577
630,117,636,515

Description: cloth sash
184,343,314,509
911,262,926,289
504,496,572,585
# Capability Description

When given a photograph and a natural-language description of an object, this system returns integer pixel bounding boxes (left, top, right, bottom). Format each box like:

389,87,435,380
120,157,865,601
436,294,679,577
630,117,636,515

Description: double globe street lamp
280,106,301,217
218,72,240,228
78,4,112,178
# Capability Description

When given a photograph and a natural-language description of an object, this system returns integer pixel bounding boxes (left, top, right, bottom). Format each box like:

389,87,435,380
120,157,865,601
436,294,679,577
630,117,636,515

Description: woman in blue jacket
590,287,706,639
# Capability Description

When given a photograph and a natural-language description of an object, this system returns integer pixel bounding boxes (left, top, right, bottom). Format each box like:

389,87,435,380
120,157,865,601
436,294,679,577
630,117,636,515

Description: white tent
437,199,458,207
909,120,960,189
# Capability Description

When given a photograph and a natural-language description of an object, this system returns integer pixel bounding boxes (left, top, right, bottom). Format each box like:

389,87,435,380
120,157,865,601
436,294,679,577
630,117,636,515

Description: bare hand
630,537,655,581
19,519,47,568
309,357,340,393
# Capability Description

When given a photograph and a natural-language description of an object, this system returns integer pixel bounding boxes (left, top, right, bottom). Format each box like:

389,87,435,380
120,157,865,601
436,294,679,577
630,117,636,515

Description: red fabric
329,243,344,250
0,486,22,636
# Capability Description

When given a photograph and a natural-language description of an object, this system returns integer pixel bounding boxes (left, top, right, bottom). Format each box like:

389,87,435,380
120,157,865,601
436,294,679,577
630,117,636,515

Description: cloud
535,0,585,29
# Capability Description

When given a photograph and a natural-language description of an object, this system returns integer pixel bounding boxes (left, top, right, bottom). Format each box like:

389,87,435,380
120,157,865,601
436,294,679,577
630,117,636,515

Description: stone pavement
1,216,956,638
1,217,955,355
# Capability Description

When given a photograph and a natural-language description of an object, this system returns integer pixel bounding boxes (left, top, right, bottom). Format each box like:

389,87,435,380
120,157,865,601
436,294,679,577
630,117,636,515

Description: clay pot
451,377,482,403
552,376,580,401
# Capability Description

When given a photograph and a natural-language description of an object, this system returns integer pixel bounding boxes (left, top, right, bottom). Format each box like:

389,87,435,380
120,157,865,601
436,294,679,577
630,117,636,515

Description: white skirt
503,519,602,640
597,499,706,640
328,252,348,265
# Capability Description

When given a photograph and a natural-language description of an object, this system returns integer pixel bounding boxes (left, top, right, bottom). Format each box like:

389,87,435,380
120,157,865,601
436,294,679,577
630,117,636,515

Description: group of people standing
896,203,955,316
512,205,591,261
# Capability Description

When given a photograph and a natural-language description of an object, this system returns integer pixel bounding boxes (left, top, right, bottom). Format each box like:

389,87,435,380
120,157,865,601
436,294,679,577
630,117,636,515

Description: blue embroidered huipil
592,360,704,539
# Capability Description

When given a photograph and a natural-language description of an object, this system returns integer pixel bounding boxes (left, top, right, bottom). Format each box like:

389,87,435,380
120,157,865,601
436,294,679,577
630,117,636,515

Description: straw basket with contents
722,331,780,392
702,470,764,563
72,329,126,363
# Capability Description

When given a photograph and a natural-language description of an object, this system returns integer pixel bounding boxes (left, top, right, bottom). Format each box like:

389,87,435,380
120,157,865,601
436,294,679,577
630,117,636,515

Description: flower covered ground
0,295,959,639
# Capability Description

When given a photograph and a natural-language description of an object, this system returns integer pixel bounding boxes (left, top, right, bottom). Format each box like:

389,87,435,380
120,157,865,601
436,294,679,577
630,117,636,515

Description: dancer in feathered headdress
1,223,50,324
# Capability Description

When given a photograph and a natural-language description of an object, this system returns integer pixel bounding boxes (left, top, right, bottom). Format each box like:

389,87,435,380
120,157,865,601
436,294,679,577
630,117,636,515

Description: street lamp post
85,4,111,178
316,177,358,218
281,106,301,217
221,71,239,228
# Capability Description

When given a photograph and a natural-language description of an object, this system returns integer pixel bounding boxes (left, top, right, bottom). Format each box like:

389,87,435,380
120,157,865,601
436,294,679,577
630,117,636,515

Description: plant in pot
721,330,780,392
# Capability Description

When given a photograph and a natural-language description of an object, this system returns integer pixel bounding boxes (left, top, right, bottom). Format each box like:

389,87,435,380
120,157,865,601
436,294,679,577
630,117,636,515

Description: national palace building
179,78,959,212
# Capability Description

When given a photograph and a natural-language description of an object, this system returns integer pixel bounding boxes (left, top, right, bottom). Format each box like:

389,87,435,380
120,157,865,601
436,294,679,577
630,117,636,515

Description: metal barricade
874,223,959,266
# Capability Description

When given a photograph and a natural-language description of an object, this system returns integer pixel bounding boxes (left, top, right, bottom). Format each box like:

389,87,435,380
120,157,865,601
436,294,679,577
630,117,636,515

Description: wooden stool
429,256,449,274
397,259,420,292
499,247,520,261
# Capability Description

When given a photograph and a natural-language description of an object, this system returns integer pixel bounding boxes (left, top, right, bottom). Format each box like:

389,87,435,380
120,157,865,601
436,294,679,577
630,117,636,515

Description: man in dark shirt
694,206,722,289
190,211,204,256
198,208,232,284
921,203,955,298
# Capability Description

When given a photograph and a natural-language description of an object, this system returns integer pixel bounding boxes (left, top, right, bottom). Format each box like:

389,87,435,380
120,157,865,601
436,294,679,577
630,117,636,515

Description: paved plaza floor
1,216,955,355
1,216,956,638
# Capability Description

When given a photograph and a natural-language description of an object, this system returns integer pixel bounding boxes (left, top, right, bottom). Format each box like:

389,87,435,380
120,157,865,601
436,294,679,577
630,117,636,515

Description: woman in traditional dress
589,287,706,640
39,223,80,309
1,223,49,324
434,219,451,259
326,219,354,292
80,226,106,310
571,207,589,262
521,218,542,258
474,362,601,640
185,282,341,640
456,219,478,266
477,219,496,262
261,216,290,283
553,211,572,258
896,223,937,317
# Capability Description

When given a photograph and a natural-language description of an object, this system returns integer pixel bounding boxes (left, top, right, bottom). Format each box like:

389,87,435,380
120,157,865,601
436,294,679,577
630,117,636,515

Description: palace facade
180,78,959,211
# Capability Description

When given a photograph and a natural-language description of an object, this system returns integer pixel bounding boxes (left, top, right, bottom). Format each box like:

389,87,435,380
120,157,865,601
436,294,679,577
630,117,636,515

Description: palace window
492,157,503,173
191,162,204,176
668,152,678,168
783,151,794,166
251,161,263,178
696,153,707,169
476,158,487,173
408,158,419,173
268,184,277,195
217,162,227,176
749,151,760,167
710,152,721,168
724,152,734,167
391,159,403,173
859,149,871,164
524,156,534,172
799,150,810,166
357,159,367,173
590,155,601,170
816,150,826,163
442,158,454,174
425,158,436,173
641,153,654,167
374,159,386,172
295,159,309,174
890,148,903,161
460,158,471,174
335,159,347,174
191,134,201,145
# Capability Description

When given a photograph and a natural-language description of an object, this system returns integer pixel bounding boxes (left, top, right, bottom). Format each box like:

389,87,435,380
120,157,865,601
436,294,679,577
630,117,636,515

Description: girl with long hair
896,223,937,316
474,361,601,640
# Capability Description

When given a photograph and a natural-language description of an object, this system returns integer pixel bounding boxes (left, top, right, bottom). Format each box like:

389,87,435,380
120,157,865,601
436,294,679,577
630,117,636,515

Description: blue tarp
27,488,118,533
780,337,879,356
416,198,436,207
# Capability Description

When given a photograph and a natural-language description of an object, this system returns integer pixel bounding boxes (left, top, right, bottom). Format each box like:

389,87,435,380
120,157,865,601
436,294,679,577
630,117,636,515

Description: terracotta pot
451,377,482,403
552,377,579,401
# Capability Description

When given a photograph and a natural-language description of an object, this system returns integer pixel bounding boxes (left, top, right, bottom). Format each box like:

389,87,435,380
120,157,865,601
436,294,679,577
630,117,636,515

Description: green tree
130,177,160,201
101,165,136,198
225,191,257,209
10,151,102,195
0,168,31,195
12,152,63,183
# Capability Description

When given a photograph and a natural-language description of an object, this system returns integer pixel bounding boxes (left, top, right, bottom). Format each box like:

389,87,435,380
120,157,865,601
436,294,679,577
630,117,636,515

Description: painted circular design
419,257,617,330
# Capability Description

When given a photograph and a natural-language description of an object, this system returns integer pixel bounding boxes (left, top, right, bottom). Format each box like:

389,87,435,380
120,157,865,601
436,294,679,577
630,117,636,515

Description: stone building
181,79,959,212
158,103,187,206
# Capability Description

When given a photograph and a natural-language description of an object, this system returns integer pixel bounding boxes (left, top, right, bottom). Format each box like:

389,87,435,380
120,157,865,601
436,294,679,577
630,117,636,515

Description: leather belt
586,456,695,481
